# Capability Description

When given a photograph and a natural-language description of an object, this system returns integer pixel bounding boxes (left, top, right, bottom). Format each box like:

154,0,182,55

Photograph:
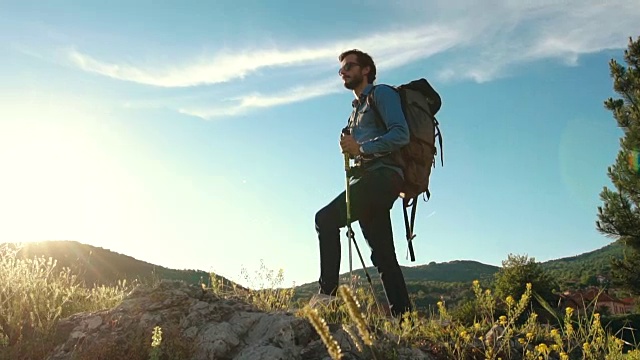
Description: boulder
44,280,433,360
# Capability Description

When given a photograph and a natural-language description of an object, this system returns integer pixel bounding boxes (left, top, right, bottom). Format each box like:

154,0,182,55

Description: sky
1,0,639,290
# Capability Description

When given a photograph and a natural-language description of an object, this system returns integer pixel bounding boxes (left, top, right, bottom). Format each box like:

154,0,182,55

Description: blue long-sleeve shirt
348,83,410,178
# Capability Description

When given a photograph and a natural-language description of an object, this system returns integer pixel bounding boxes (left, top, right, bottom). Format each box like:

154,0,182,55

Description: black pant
315,166,412,317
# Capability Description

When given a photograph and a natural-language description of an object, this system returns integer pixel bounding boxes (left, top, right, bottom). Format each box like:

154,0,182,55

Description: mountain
291,260,499,309
401,260,499,282
2,240,236,289
540,241,625,289
5,239,625,307
291,241,625,308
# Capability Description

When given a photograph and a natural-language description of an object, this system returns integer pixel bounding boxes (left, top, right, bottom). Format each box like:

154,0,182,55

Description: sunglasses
338,62,360,74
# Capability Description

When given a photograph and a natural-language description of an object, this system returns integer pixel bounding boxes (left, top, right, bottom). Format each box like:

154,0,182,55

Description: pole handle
342,127,351,171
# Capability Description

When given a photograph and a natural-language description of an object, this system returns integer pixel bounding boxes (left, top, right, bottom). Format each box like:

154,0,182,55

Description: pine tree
596,36,640,295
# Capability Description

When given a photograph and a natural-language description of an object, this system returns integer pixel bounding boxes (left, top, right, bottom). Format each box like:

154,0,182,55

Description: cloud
68,47,337,88
433,0,640,83
65,0,640,116
67,24,462,88
170,24,466,119
70,23,462,118
178,80,344,120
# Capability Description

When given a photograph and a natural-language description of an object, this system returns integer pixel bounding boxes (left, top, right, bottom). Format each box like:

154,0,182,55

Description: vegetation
494,254,559,307
542,243,624,290
0,242,295,359
292,243,628,312
597,35,640,296
3,240,217,288
3,240,640,360
0,243,133,360
304,280,640,360
8,240,630,310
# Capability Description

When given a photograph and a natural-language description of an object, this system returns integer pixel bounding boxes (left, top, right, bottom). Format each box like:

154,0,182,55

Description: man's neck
352,81,369,99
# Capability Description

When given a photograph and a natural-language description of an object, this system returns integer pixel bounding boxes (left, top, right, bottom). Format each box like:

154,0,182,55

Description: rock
44,280,434,360
485,324,505,346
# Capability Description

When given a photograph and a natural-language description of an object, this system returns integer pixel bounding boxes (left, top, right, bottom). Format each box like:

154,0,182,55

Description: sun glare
0,101,140,244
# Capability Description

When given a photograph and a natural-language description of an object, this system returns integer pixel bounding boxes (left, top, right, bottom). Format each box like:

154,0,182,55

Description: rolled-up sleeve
360,85,410,154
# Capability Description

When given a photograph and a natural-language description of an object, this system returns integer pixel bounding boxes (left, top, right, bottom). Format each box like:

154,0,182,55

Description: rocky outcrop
44,280,434,360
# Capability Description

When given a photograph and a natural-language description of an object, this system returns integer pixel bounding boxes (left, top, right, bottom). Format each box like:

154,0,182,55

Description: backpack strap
434,118,444,167
365,85,392,131
403,197,418,262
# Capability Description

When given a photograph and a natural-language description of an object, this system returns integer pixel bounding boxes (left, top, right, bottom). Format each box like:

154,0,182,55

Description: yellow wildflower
565,307,574,317
505,296,515,307
536,343,549,355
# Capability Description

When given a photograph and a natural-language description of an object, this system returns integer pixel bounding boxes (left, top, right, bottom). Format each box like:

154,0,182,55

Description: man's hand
340,134,362,157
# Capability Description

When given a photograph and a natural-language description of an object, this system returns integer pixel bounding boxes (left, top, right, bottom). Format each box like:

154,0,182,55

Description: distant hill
291,260,499,309
5,239,625,309
540,241,625,289
401,260,499,282
292,241,625,308
2,240,235,289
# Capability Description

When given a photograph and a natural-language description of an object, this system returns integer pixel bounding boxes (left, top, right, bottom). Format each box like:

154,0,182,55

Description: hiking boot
308,293,339,309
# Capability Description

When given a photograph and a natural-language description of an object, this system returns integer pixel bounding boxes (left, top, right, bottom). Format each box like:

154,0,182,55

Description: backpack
366,78,444,262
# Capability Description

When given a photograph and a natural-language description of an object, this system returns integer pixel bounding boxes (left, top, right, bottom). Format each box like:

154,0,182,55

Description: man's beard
343,75,362,90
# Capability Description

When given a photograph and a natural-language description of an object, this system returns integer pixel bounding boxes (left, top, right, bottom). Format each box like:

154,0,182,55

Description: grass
301,279,640,360
0,243,132,359
2,243,640,360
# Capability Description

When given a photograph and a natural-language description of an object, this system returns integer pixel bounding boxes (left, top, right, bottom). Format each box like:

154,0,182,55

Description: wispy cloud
64,0,640,116
178,80,344,120
68,24,461,88
68,47,338,88
433,0,640,83
173,25,463,119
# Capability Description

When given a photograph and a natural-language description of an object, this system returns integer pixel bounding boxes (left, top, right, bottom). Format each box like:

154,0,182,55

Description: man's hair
338,49,377,84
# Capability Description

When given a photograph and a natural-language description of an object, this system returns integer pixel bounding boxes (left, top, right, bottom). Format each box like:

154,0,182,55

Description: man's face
339,54,366,90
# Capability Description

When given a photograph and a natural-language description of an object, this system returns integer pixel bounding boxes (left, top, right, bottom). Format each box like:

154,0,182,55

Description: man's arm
360,85,410,154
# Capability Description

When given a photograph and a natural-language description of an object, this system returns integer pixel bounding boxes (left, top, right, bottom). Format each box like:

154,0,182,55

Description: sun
0,99,137,244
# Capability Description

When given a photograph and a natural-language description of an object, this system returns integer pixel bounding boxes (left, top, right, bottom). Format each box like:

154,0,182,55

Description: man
312,49,413,318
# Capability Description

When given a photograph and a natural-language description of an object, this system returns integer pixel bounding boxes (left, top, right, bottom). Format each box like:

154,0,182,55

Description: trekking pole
341,128,376,294
344,146,353,280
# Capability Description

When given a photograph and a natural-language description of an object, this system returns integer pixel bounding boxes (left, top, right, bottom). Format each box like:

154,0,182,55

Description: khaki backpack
367,78,443,261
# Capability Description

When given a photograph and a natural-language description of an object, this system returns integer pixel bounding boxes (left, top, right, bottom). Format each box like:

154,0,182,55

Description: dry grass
207,260,295,313
4,243,640,360
0,243,297,359
302,280,640,360
0,243,132,359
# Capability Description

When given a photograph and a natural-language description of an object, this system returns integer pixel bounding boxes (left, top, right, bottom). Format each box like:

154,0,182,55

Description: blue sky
1,1,639,289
